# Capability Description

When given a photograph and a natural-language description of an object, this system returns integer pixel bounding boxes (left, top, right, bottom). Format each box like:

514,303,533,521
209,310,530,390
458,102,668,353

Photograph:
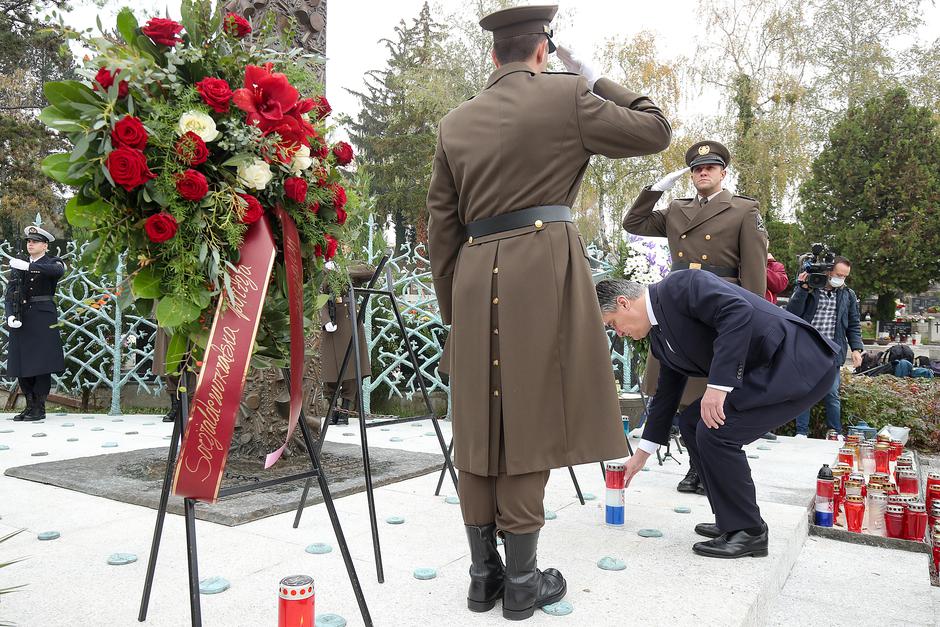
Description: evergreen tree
799,88,940,322
0,0,74,239
344,2,452,252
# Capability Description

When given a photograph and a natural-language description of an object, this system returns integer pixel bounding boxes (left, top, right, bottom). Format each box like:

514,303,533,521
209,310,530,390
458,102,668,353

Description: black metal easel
291,254,458,585
138,368,373,627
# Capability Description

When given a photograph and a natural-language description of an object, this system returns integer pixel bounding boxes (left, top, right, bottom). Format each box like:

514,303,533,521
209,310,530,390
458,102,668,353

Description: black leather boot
22,394,46,422
465,524,504,612
677,464,701,493
502,531,566,621
12,393,33,422
162,394,181,423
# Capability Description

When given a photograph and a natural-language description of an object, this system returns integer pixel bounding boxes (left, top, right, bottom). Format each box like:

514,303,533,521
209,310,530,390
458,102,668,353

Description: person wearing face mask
5,224,66,422
785,256,864,437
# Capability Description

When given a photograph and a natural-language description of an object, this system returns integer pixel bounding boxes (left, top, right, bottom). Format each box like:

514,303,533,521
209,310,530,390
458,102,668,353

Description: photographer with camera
785,250,864,437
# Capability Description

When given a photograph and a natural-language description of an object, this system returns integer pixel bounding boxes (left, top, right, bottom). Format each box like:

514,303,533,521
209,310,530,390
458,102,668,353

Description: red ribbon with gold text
264,205,305,468
172,216,277,502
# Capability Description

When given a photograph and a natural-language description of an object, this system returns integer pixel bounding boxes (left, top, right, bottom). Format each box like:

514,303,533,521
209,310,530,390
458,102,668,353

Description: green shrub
775,374,940,452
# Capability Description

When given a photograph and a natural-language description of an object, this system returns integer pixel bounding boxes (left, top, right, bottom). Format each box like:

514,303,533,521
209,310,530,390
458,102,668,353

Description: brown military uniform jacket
624,187,768,403
319,295,371,384
428,62,672,476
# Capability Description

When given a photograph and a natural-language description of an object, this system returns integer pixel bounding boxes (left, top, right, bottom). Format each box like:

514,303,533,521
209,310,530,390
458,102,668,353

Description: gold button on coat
702,254,709,260
681,234,687,239
678,251,684,257
493,360,499,366
468,236,474,244
492,297,499,305
705,234,711,240
493,390,500,397
493,267,499,274
535,219,544,229
493,328,499,335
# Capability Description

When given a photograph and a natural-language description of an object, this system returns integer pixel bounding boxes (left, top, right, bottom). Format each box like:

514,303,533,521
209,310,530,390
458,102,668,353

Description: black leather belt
466,205,572,239
672,261,739,278
28,295,54,303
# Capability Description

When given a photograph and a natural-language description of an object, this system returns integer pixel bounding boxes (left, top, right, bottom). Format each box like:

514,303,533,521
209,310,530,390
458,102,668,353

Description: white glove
650,167,691,192
9,258,29,271
324,321,337,333
7,316,22,329
556,45,599,90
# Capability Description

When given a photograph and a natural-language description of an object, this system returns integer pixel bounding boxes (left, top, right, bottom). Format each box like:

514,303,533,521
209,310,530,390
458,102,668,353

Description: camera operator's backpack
885,344,915,365
859,350,893,376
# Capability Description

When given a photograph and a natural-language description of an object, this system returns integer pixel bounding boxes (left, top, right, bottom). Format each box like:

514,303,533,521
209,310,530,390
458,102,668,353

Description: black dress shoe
693,525,769,559
760,432,777,440
695,483,706,496
677,466,701,493
694,522,722,538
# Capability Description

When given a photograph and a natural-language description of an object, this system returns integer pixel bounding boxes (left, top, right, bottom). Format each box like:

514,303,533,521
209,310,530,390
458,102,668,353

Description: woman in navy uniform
5,225,66,422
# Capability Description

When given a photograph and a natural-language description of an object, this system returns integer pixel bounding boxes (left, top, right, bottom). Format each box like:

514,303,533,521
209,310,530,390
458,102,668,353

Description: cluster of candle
817,433,935,546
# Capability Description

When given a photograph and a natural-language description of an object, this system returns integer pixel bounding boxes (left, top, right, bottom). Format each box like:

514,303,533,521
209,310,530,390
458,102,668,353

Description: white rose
237,159,273,190
177,110,220,142
290,145,314,173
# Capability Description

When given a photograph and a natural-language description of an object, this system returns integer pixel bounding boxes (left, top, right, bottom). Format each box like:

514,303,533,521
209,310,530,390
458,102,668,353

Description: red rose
111,115,148,150
284,177,308,203
142,17,184,46
308,202,320,215
315,234,339,260
237,193,264,224
94,68,129,98
312,136,329,160
196,77,233,113
145,212,178,243
223,13,252,38
331,141,354,166
176,169,208,201
106,147,156,191
335,207,347,225
331,184,347,210
174,132,208,166
312,95,331,120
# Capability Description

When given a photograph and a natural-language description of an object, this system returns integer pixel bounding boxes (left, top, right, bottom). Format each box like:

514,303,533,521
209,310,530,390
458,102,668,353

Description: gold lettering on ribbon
224,265,258,323
183,324,241,482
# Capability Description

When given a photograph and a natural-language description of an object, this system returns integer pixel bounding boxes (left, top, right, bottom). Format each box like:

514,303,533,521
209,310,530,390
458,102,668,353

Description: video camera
798,243,835,290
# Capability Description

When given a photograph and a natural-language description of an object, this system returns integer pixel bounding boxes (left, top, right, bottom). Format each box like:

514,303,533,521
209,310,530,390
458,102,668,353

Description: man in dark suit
595,270,838,558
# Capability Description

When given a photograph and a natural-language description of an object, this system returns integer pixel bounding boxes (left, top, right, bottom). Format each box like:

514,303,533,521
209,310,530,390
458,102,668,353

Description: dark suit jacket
642,270,838,445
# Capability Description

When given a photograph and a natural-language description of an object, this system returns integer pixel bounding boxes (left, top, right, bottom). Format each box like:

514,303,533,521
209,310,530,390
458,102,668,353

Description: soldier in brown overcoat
623,140,768,494
319,264,373,424
427,5,671,620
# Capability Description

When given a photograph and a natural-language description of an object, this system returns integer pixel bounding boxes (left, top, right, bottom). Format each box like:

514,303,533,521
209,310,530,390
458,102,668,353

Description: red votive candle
278,575,315,627
844,495,865,533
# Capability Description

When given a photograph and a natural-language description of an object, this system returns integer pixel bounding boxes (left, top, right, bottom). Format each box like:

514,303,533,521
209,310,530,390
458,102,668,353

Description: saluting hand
650,167,691,192
555,45,599,89
700,386,728,429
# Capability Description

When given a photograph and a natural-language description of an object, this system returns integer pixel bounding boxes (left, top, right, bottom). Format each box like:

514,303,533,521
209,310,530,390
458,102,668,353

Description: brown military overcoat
428,63,672,476
623,187,768,402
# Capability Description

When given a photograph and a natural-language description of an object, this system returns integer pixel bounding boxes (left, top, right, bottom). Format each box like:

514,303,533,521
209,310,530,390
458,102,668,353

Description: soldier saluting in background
5,224,66,422
623,141,768,495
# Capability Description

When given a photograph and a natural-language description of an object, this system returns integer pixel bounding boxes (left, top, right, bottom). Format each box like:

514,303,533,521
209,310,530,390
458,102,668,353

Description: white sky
63,1,940,129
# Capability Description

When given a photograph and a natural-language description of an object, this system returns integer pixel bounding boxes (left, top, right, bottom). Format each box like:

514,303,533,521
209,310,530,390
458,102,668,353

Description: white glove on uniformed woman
7,316,21,329
556,45,599,90
650,167,691,192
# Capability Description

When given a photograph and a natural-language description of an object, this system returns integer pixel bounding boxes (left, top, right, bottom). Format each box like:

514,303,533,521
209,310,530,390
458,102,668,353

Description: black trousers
679,369,837,532
19,374,52,399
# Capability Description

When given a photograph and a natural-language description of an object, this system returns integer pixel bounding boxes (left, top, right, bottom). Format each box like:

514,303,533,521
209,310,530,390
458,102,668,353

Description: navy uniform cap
480,4,558,53
685,141,732,169
24,225,55,243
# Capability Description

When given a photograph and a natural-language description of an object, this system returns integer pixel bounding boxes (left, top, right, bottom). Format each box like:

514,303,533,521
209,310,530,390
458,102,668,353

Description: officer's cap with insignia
479,4,558,54
24,225,54,243
685,141,732,170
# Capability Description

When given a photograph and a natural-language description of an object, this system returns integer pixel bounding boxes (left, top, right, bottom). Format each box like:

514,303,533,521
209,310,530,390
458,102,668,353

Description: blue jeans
795,365,841,435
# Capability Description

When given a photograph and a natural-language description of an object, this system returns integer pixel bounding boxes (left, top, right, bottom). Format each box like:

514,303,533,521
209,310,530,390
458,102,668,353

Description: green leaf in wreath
39,105,84,132
315,293,330,310
164,330,189,374
43,81,98,115
156,295,202,328
116,7,139,45
65,196,111,228
42,153,91,186
132,266,164,299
